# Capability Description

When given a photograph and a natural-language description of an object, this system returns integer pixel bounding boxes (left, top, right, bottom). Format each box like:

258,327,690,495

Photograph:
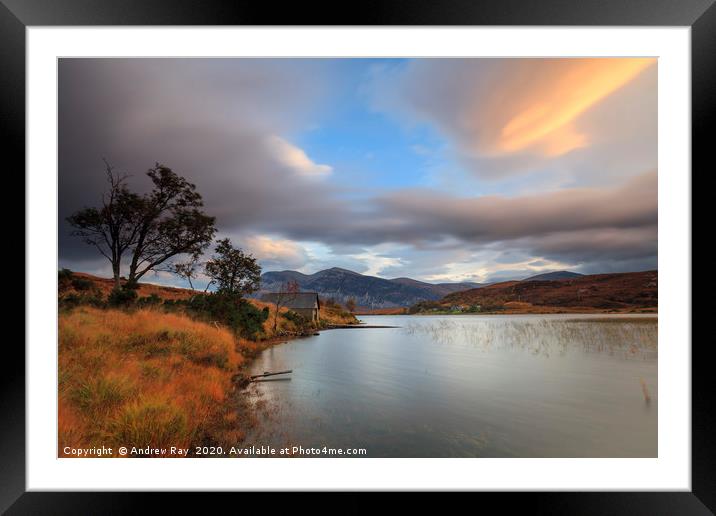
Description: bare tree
66,160,142,289
67,161,216,290
271,279,300,332
168,254,202,291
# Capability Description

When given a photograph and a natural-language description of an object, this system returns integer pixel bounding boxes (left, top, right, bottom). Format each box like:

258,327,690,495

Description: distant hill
522,270,584,282
260,267,481,308
440,270,657,312
388,277,483,297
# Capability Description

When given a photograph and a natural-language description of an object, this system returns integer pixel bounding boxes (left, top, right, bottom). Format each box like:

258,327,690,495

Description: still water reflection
246,314,657,457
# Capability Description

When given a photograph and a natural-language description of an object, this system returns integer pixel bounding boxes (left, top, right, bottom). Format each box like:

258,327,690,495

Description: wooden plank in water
328,324,400,329
250,369,292,380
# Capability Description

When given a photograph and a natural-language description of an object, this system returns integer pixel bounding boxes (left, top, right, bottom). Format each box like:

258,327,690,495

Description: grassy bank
58,307,265,456
59,294,358,456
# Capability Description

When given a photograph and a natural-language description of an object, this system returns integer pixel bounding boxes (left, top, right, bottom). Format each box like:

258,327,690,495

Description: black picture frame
4,0,710,512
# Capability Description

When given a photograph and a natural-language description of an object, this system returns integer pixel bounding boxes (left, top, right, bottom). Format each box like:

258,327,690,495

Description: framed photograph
7,0,711,511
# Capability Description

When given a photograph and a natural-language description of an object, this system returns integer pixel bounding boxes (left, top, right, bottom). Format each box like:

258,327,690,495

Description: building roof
260,292,321,310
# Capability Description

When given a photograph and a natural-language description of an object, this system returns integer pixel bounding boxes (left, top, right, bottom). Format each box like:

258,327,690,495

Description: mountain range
259,267,481,308
259,268,599,308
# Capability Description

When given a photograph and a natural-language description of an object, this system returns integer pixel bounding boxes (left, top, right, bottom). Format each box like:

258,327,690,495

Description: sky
58,58,657,286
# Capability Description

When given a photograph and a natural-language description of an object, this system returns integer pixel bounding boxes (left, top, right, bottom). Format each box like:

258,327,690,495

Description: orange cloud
244,234,308,265
477,58,656,157
266,135,333,176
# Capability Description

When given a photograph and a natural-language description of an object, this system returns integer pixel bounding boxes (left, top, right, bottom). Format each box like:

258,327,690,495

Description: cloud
279,167,657,279
266,135,332,177
58,58,657,284
490,59,653,156
422,257,570,284
58,58,340,261
240,234,310,270
369,58,657,184
348,247,407,277
526,226,657,263
372,170,656,244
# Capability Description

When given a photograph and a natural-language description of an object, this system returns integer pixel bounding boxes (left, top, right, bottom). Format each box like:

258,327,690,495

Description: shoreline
357,309,658,316
233,319,363,377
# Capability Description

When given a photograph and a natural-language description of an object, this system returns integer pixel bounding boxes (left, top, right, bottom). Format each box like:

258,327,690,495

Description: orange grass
250,298,359,339
319,305,360,325
67,272,197,301
58,307,250,457
58,274,358,457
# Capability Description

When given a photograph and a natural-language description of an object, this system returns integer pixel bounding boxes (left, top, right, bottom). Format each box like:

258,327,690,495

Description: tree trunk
112,261,121,290
127,260,138,287
126,258,145,288
273,300,282,333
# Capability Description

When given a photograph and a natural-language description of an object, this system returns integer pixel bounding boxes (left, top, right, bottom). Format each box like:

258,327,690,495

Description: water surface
246,314,657,457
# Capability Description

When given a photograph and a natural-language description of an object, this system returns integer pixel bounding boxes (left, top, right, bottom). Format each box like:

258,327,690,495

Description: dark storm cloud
372,171,656,244
248,170,657,273
58,58,340,262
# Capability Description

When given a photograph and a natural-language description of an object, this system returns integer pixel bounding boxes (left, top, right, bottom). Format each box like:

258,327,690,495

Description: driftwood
250,369,292,380
326,324,400,329
231,369,293,389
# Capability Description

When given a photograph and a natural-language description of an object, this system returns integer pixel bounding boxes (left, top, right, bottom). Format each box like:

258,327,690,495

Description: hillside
522,270,584,282
59,271,357,330
389,277,483,297
260,267,481,308
65,271,197,300
439,270,657,313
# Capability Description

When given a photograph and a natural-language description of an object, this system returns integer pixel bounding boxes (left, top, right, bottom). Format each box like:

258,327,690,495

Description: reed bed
402,317,657,359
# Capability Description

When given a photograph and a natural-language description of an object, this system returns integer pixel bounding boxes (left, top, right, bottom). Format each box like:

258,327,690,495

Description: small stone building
261,292,321,322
